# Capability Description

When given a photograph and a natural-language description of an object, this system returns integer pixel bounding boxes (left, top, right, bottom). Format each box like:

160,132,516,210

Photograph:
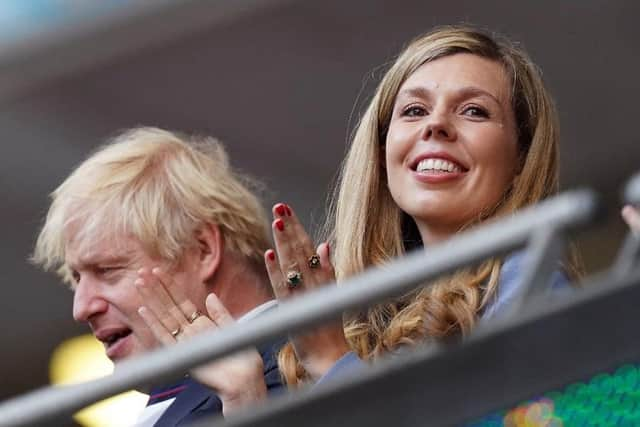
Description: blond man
33,127,282,425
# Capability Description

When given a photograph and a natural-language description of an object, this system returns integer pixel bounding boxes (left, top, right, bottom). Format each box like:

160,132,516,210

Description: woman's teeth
416,158,462,173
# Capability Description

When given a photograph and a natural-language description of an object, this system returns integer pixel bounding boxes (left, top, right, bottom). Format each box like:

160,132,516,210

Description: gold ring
307,254,321,269
188,310,202,323
286,270,303,288
170,327,181,338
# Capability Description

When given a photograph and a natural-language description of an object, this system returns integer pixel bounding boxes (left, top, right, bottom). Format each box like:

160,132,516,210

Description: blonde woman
266,25,577,386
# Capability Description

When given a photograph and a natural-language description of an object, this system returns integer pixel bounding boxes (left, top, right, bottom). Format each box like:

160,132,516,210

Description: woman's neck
415,220,460,246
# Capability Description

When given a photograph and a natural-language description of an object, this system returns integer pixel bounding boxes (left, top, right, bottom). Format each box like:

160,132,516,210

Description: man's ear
194,223,223,282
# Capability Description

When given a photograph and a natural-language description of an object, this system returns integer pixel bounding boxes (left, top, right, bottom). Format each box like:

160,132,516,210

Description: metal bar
499,226,567,319
612,234,640,277
613,173,640,276
218,270,640,427
0,189,599,427
624,172,640,205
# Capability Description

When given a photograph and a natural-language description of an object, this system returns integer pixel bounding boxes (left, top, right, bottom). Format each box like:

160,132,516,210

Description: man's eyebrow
396,85,503,106
71,254,131,269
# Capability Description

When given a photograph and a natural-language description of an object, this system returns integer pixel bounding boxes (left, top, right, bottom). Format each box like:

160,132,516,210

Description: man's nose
72,278,108,322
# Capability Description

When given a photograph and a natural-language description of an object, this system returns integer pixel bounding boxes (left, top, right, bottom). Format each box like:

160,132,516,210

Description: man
32,127,282,425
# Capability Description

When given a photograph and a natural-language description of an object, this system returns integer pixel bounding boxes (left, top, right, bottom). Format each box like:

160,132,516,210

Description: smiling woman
265,25,579,386
386,53,520,243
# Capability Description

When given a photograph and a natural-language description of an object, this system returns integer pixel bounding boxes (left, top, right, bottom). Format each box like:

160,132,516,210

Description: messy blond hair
33,127,270,283
280,25,575,385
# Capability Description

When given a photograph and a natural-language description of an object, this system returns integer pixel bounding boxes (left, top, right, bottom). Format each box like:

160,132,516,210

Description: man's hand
135,268,267,416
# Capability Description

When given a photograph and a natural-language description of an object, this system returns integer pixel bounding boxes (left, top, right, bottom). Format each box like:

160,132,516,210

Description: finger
272,203,315,284
622,205,640,234
140,268,191,326
134,273,183,335
138,306,175,346
151,267,201,322
287,205,316,252
317,242,336,282
205,293,235,327
265,248,290,299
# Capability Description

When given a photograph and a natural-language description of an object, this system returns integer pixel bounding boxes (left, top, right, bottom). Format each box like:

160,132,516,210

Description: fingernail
285,205,292,216
275,219,284,231
151,267,161,275
275,203,286,216
266,249,275,261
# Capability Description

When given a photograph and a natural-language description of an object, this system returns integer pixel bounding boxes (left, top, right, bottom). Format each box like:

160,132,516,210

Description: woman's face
385,53,520,244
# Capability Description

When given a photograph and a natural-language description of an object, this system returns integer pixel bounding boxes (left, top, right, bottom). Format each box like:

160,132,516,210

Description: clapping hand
264,203,351,380
135,268,266,415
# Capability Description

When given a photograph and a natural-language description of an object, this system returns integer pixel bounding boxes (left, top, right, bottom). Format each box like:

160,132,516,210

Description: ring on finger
171,326,182,338
188,310,203,323
307,254,321,269
286,270,303,289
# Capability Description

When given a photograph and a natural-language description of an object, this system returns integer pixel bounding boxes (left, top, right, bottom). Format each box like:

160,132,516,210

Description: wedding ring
170,327,181,338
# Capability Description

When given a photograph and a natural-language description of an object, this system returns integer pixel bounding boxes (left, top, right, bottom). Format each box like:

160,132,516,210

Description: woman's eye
462,106,489,118
402,105,427,117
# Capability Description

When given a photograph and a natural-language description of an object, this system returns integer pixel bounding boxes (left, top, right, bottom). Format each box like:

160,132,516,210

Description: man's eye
462,106,489,118
96,266,119,276
402,105,427,117
71,270,81,283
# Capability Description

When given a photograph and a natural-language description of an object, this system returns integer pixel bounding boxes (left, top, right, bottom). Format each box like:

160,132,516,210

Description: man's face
66,233,202,362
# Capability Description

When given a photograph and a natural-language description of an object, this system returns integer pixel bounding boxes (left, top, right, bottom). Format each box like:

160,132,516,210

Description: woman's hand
622,205,640,235
135,268,266,415
265,203,351,380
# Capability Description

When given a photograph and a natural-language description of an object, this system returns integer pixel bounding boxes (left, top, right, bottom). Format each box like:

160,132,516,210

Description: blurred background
0,0,638,425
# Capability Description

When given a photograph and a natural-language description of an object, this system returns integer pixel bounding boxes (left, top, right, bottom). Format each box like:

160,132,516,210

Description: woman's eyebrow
396,85,503,106
396,86,432,101
456,86,503,105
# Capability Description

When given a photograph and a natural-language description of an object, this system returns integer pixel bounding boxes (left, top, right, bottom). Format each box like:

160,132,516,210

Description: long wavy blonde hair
280,25,573,385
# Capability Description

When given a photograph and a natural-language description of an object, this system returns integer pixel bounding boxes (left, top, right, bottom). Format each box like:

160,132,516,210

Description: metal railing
614,172,640,276
0,189,600,426
220,264,640,427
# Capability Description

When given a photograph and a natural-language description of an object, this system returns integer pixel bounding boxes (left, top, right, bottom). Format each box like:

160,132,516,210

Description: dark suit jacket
150,321,284,426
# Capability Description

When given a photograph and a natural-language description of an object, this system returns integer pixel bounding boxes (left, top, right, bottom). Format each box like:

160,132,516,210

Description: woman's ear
194,223,223,282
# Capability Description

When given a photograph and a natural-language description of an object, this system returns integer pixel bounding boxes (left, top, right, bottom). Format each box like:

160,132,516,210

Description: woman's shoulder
315,352,366,385
481,251,571,320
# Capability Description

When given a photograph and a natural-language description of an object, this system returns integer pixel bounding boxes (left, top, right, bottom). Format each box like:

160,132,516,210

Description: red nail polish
275,204,286,216
267,250,275,261
275,219,284,231
285,205,292,216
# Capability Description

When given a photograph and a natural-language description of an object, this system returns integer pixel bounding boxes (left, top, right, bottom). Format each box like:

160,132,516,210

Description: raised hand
135,268,266,415
265,203,351,380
